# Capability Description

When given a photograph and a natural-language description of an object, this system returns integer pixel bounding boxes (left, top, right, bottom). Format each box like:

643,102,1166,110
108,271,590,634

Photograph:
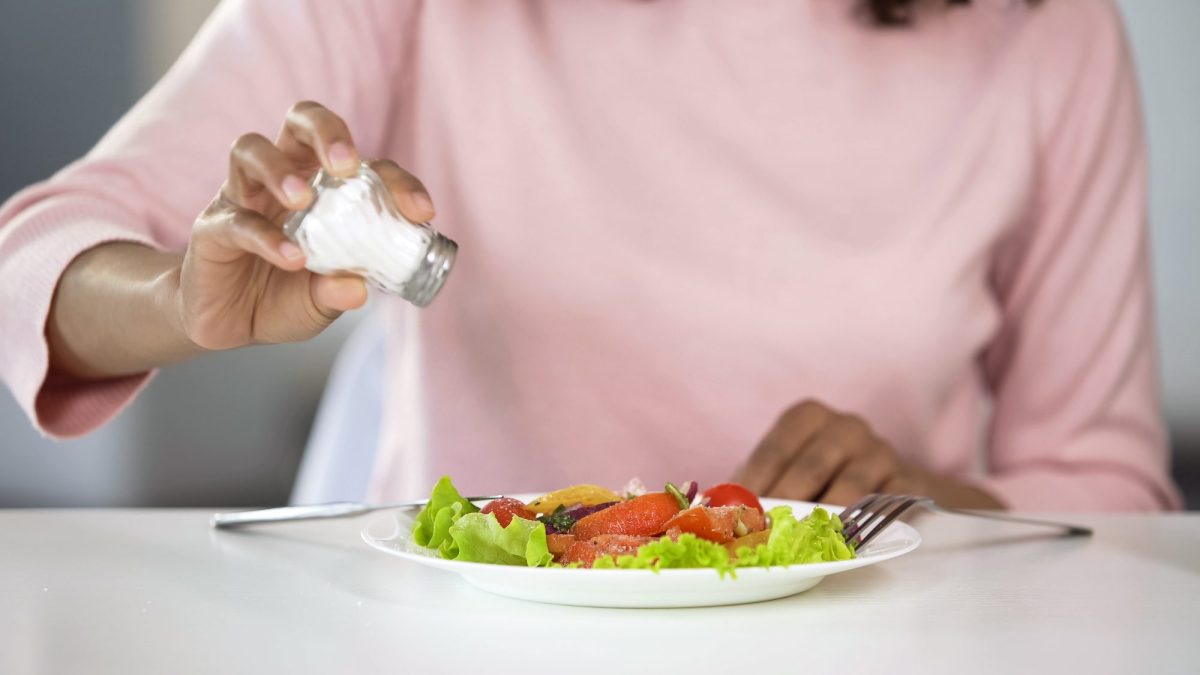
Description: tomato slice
480,497,536,527
557,535,652,568
546,533,576,557
663,507,728,542
663,505,766,543
571,493,681,540
701,483,764,514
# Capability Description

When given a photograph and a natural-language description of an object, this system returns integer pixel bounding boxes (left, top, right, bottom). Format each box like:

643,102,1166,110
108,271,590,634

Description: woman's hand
733,399,1004,509
179,100,436,350
47,101,436,379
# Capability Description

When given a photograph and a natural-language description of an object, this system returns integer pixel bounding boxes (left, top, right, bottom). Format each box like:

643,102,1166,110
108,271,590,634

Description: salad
412,477,854,575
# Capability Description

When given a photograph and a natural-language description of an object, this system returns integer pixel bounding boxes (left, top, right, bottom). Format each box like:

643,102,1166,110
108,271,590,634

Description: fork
838,494,1093,550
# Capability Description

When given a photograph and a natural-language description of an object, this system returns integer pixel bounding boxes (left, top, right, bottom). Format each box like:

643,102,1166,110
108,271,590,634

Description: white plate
361,496,920,608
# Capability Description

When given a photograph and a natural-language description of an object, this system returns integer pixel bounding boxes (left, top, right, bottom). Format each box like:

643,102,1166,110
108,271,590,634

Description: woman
0,0,1181,510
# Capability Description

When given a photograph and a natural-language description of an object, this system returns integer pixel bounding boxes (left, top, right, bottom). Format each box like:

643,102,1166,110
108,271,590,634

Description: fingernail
282,175,310,206
412,191,435,216
328,142,357,173
279,241,304,261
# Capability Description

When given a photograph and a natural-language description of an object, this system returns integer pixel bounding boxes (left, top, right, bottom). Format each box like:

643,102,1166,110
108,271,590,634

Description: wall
0,0,1196,507
1121,0,1200,439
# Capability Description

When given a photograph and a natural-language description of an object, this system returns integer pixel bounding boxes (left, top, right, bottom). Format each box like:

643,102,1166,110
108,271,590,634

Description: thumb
311,274,368,317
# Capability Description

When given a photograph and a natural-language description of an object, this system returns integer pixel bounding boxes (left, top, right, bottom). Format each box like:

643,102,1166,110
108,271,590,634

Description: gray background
0,0,1196,508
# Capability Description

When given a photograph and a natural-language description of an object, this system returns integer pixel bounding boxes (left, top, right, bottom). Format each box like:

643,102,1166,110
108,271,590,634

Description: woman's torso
367,0,1040,499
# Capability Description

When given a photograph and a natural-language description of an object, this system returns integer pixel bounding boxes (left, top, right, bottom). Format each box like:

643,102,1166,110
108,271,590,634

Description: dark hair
865,0,1041,26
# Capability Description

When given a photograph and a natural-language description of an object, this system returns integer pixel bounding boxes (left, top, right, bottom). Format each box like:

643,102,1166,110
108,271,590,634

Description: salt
283,163,457,307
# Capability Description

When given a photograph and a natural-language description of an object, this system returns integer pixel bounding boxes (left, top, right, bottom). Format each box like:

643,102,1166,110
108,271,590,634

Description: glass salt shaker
282,162,457,307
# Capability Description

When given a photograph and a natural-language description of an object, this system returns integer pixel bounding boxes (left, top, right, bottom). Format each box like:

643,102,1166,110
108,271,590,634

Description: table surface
1,509,1197,675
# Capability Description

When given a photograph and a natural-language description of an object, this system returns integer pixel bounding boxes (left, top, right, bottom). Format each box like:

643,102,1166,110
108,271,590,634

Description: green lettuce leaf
732,506,855,567
592,533,734,576
447,513,554,567
412,476,479,558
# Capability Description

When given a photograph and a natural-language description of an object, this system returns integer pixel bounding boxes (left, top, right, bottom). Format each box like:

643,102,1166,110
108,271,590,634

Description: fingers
194,201,308,272
211,207,369,313
278,100,360,177
880,469,925,497
734,400,833,495
368,159,436,223
207,102,429,310
819,449,897,508
311,274,368,313
231,103,433,226
224,132,314,212
768,415,872,500
737,399,906,505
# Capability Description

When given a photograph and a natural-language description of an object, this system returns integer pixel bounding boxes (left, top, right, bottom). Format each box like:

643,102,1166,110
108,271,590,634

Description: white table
1,509,1196,674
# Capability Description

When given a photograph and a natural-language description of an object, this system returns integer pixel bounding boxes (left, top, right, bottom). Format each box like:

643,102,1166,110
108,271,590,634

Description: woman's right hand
45,101,436,380
179,100,436,350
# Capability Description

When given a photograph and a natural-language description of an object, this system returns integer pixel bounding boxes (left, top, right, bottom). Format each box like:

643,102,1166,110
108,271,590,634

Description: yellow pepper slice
526,484,622,514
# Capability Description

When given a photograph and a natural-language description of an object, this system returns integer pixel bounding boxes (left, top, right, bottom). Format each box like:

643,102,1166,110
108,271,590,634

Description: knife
210,497,501,529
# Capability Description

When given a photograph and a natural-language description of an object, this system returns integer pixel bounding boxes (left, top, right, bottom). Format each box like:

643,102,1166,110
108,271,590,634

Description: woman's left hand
733,400,921,506
733,399,1004,509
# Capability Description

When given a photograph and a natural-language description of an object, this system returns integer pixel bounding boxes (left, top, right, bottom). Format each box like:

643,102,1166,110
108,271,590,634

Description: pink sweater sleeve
978,2,1181,511
0,0,407,438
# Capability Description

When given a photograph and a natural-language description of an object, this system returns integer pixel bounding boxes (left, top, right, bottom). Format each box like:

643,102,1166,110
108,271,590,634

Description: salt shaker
282,162,457,307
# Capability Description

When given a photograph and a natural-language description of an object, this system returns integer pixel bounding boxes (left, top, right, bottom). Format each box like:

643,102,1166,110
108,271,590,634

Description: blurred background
0,1,1196,508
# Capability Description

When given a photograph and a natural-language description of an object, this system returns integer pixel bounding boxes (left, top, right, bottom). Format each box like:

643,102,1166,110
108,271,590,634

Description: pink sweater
0,0,1181,510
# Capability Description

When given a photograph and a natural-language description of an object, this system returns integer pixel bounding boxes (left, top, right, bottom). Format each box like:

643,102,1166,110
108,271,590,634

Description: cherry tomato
480,497,536,527
701,483,764,514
